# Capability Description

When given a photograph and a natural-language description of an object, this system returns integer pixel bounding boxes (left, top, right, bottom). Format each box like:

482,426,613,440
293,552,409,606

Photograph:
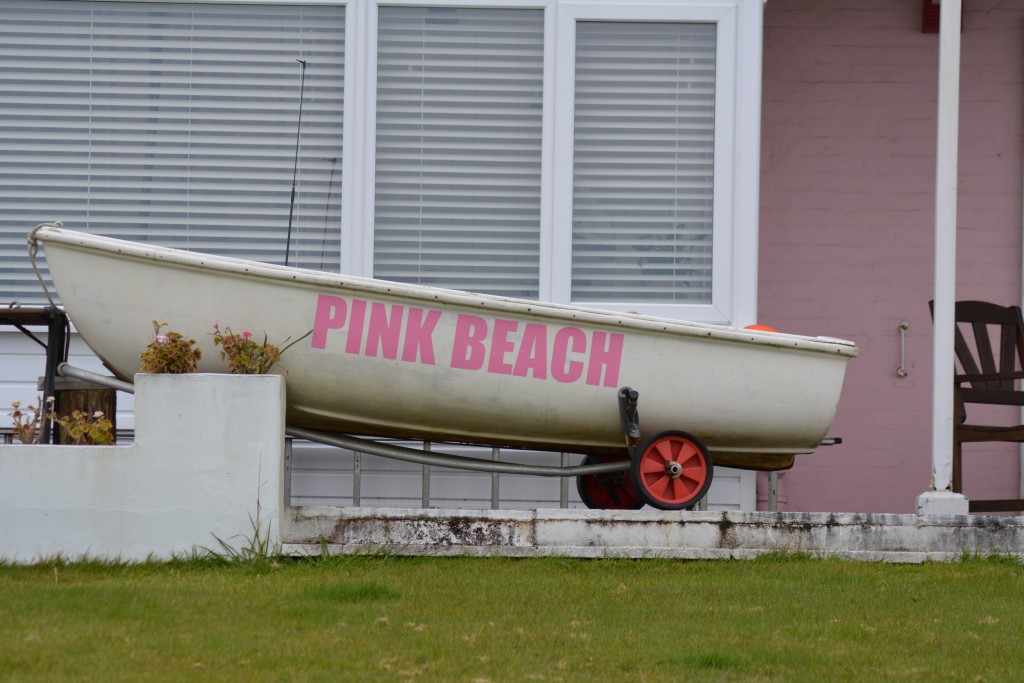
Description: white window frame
345,0,762,326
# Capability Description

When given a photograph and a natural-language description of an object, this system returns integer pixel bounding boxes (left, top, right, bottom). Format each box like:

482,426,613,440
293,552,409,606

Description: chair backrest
930,300,1024,404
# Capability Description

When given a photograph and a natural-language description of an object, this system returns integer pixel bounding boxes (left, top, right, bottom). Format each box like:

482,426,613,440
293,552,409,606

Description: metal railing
285,438,578,510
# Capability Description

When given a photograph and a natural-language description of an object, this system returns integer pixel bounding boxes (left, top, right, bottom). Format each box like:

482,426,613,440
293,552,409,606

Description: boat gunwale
34,225,858,358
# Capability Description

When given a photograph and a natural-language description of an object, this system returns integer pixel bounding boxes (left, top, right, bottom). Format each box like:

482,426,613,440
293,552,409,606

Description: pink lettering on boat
451,314,488,370
345,299,367,355
311,294,347,349
551,327,587,384
586,331,624,387
512,322,548,379
312,294,625,387
402,307,442,365
487,318,518,375
365,302,403,360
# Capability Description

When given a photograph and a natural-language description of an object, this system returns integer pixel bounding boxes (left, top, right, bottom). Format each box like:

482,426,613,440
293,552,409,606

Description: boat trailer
56,364,719,510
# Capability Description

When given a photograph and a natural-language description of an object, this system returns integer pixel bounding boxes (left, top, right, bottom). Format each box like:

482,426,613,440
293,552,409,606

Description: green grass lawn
1,553,1022,682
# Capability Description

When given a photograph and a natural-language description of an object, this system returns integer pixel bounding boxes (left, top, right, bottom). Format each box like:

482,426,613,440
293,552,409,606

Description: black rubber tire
576,454,645,510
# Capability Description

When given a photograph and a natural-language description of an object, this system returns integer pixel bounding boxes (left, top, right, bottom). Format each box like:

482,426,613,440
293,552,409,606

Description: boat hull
34,226,857,471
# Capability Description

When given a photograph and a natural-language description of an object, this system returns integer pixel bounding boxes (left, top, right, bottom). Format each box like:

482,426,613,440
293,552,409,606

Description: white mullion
358,1,382,278
340,0,364,277
709,5,737,324
729,0,763,327
548,4,577,305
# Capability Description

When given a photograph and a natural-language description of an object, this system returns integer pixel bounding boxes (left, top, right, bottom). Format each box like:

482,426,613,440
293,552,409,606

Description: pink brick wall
759,0,1024,512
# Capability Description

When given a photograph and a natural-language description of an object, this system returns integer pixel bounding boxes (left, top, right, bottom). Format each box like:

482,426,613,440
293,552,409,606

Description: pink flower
243,331,252,340
156,335,169,344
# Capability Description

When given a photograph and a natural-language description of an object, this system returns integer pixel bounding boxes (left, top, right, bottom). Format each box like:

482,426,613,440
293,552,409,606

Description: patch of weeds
956,550,1024,567
197,499,278,568
318,535,331,559
751,549,817,564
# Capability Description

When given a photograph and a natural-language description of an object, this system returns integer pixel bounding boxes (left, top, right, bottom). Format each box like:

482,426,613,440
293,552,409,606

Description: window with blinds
372,6,544,299
1,0,761,323
0,0,345,304
570,21,716,304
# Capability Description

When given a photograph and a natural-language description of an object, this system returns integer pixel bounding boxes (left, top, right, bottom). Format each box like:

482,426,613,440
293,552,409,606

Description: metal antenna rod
320,157,337,271
285,58,308,267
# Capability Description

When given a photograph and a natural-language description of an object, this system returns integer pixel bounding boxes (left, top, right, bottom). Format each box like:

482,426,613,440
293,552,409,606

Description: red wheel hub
632,431,712,509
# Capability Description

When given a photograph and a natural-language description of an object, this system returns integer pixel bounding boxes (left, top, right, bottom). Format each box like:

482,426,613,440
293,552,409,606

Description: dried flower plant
8,397,45,444
8,396,114,445
211,323,310,374
140,321,201,373
49,400,114,446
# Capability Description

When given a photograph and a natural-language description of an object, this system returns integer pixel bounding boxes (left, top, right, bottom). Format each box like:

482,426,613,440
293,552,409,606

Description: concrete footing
916,490,970,516
283,506,1024,563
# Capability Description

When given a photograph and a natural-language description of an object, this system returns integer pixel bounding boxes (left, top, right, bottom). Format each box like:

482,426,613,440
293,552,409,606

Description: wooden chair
931,300,1024,513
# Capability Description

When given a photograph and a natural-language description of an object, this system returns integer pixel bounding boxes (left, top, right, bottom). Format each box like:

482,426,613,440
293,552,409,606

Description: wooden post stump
39,377,117,444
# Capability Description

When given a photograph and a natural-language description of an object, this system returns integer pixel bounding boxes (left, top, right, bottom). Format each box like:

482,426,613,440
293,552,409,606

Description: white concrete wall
0,373,284,563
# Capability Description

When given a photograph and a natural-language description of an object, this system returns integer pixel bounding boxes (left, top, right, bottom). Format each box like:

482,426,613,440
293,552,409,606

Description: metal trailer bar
59,363,135,395
286,427,628,478
56,363,630,478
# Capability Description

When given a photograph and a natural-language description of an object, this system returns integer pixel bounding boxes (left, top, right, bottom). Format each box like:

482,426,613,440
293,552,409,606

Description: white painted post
422,442,431,508
491,447,500,510
919,0,969,516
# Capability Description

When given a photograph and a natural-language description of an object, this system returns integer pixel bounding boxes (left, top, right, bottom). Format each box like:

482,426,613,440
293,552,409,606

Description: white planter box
0,373,285,563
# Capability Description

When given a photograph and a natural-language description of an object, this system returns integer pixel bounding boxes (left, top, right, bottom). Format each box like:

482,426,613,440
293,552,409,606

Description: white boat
30,223,857,510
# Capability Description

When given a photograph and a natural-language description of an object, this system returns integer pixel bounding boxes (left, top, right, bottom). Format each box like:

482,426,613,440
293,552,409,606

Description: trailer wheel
631,431,713,510
576,455,644,510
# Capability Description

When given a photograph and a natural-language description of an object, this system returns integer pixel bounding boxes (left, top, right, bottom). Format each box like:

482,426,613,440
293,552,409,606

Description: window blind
373,6,544,298
0,0,345,304
571,21,716,304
